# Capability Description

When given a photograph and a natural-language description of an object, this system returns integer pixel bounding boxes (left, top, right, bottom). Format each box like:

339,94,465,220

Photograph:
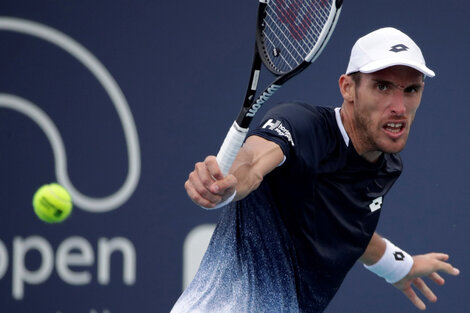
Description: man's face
352,66,424,154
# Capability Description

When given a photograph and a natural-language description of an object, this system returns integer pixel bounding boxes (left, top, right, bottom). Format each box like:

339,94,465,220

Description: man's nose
390,90,406,116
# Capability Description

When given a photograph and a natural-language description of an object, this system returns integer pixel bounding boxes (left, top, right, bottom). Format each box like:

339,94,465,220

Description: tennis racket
216,0,343,175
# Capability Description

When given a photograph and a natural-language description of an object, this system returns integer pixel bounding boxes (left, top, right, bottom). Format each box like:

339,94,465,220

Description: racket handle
216,121,249,176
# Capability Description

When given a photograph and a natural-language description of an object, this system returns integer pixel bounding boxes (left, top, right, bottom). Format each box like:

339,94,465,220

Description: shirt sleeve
248,103,297,159
248,102,335,171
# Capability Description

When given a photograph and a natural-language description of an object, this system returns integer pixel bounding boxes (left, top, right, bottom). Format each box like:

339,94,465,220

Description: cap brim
359,58,436,78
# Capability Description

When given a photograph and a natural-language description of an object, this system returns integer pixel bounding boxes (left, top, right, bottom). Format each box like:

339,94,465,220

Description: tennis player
174,27,460,313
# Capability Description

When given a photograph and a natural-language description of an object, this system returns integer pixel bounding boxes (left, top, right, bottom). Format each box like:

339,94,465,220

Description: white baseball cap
346,27,435,78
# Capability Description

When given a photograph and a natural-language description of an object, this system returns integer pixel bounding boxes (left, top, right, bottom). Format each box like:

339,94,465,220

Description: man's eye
404,86,419,93
377,83,388,91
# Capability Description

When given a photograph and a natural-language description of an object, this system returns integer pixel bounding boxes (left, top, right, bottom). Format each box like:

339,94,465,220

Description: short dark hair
348,72,362,86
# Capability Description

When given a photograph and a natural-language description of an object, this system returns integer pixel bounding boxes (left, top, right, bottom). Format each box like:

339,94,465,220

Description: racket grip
216,121,249,176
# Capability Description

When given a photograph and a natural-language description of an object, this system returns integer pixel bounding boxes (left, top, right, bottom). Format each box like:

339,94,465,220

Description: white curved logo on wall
0,17,141,213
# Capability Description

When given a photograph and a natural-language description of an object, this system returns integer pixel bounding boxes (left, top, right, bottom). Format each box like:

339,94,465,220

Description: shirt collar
334,107,349,146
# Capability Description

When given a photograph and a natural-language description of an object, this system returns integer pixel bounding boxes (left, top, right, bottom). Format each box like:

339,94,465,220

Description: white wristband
364,238,414,284
200,191,236,210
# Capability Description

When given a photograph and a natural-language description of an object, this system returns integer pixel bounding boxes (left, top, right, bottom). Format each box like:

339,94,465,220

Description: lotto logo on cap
346,27,435,77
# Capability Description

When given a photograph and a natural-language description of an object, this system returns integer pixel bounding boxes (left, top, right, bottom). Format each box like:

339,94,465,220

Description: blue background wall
0,1,468,312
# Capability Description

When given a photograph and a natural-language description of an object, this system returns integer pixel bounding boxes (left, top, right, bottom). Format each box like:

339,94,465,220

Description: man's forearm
359,232,386,266
230,135,284,201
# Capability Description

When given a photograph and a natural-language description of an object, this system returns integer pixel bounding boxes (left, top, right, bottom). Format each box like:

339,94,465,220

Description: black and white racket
216,0,343,175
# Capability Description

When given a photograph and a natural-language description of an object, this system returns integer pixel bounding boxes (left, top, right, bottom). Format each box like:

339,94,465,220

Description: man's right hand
185,156,237,209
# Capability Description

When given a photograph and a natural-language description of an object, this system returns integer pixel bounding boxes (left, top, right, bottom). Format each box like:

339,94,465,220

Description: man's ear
338,74,355,103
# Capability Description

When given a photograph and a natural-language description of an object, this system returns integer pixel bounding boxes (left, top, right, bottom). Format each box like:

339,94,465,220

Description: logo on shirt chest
369,196,383,212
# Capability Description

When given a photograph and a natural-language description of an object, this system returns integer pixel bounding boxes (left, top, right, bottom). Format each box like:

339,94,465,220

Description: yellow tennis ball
33,183,73,223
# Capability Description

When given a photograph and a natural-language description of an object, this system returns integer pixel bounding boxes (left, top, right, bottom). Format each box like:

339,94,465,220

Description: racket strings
272,0,329,62
273,0,330,49
262,0,333,73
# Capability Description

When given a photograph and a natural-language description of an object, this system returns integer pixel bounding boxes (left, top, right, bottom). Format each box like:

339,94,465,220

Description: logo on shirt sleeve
262,119,295,147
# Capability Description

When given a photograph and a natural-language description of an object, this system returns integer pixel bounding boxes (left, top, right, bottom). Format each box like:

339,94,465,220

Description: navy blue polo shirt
171,102,402,313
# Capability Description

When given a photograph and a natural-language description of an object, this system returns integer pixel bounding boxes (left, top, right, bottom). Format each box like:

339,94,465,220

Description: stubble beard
354,108,380,153
354,108,410,154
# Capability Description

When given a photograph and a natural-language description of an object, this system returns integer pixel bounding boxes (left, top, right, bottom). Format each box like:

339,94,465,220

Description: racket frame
216,0,343,176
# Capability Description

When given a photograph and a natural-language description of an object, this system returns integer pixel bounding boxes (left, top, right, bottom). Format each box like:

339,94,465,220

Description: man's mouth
384,122,405,134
